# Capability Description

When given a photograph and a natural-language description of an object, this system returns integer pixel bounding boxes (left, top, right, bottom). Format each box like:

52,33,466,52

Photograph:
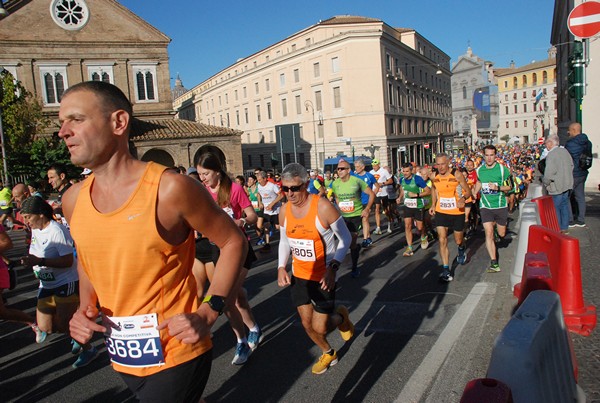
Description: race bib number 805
288,238,316,262
104,313,165,368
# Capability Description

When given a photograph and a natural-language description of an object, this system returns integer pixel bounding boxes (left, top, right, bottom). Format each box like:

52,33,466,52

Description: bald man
565,122,592,227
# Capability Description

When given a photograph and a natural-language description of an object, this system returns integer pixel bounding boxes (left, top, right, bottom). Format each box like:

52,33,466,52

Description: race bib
103,313,165,368
338,201,355,213
251,200,259,209
404,198,418,208
288,238,316,262
481,183,498,195
34,269,55,281
439,197,457,210
222,206,235,218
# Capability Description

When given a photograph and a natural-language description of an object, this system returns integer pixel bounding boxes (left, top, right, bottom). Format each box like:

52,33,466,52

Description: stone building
451,46,499,148
174,15,453,173
0,0,243,174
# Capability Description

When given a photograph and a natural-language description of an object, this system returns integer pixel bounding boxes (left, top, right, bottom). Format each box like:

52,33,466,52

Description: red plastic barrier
531,195,560,232
460,378,513,403
514,252,554,303
528,225,597,336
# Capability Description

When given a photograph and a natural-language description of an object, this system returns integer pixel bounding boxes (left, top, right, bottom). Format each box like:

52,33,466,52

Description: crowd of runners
0,81,549,401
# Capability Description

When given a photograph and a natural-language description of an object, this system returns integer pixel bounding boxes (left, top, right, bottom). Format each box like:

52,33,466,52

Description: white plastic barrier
487,290,585,403
526,182,544,200
511,199,541,290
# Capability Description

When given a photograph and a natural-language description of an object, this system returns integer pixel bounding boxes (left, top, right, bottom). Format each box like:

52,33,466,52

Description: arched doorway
193,145,227,171
141,149,175,167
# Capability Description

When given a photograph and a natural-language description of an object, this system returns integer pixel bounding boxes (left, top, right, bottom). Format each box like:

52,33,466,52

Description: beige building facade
174,16,453,173
495,53,558,145
552,0,599,191
0,0,243,175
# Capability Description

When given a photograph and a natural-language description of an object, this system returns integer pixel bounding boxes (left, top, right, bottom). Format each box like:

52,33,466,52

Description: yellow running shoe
312,350,338,374
336,305,355,341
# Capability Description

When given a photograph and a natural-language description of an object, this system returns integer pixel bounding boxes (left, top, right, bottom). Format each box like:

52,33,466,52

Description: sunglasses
281,184,304,192
337,167,350,171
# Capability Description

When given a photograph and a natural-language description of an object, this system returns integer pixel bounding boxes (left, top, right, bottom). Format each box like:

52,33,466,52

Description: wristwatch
202,295,226,315
328,260,340,272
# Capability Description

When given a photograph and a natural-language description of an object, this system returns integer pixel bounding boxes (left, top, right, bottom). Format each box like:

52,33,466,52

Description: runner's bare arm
156,173,247,343
456,172,473,200
363,186,376,218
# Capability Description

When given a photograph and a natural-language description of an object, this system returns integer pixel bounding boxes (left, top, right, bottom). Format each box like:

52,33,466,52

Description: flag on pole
534,91,544,105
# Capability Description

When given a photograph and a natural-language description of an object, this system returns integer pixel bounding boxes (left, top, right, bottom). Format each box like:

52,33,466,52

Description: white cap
82,168,92,175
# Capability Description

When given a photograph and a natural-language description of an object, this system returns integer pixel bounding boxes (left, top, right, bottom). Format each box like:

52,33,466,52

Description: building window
236,110,240,125
386,54,392,71
132,64,158,103
397,87,402,108
315,91,322,111
267,102,272,119
295,95,301,114
88,65,113,83
388,83,394,105
235,89,238,101
522,91,526,99
523,104,527,113
399,118,403,134
318,124,324,139
389,118,395,134
255,82,259,94
524,120,527,128
256,105,261,122
514,105,518,113
244,108,249,124
281,98,287,117
218,96,222,106
407,90,412,108
265,78,270,91
505,94,508,101
514,121,518,128
336,121,343,137
280,73,285,87
522,75,528,87
462,86,467,99
532,73,538,86
39,65,68,105
504,80,508,89
331,57,340,73
50,0,89,31
294,69,300,83
506,122,509,128
313,62,320,78
333,86,341,108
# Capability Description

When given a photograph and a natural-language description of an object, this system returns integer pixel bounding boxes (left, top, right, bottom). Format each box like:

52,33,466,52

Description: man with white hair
542,134,574,233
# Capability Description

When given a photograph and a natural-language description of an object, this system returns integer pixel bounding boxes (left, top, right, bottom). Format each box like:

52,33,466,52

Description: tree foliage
0,70,74,182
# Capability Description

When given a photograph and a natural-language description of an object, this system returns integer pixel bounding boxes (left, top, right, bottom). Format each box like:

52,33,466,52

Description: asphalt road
0,205,581,403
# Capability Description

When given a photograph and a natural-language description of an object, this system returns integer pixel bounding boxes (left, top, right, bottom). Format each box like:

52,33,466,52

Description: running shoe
256,237,265,246
386,226,392,234
420,236,429,250
487,262,501,273
373,227,382,235
72,346,98,368
361,238,373,248
247,329,264,351
336,305,355,341
351,266,361,278
403,246,414,257
439,269,453,282
574,220,586,228
232,342,252,365
71,339,82,355
312,350,338,374
457,247,467,265
32,325,47,344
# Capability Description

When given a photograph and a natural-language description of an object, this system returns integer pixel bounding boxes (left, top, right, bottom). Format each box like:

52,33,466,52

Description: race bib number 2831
103,313,165,368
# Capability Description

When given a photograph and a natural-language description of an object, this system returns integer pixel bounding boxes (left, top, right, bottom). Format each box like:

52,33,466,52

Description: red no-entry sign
538,137,545,145
568,1,600,38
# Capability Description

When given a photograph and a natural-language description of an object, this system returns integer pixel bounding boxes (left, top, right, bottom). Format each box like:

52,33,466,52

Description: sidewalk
568,192,600,402
478,192,600,402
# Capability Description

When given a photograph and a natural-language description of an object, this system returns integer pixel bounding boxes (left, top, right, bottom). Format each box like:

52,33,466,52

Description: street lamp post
305,100,319,170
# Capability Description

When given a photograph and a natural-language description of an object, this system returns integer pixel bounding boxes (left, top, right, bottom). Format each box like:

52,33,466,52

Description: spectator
565,122,592,227
541,135,573,233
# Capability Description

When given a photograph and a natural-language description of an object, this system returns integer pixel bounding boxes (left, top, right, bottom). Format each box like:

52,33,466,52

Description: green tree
0,70,74,182
500,134,510,143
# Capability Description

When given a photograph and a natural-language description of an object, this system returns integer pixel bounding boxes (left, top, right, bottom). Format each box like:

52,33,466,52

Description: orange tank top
434,170,464,215
70,162,209,376
285,195,327,281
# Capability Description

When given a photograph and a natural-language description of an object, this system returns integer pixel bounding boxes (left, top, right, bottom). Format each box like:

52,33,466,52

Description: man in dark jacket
565,122,592,227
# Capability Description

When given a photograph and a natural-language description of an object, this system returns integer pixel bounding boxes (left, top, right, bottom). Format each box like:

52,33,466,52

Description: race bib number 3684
103,313,165,368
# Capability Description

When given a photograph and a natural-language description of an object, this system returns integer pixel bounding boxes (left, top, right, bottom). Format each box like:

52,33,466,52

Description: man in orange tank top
430,153,472,282
58,81,247,402
276,163,354,375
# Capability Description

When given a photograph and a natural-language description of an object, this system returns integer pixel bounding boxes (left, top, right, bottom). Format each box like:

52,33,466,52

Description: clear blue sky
120,0,555,89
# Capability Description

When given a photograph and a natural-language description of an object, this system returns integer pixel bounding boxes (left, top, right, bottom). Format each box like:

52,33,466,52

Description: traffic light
568,41,584,100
